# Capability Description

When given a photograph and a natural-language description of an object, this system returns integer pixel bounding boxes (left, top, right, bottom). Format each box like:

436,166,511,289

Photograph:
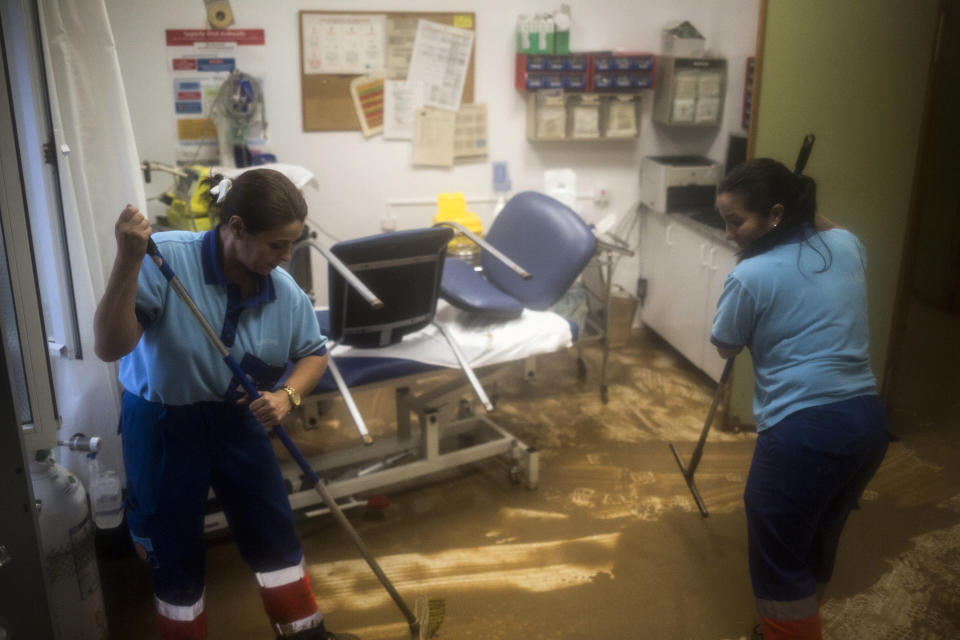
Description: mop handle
685,357,734,475
144,238,419,628
794,134,815,175
145,238,321,485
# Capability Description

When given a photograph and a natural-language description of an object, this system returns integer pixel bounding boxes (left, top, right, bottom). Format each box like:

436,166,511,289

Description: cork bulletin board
299,10,476,132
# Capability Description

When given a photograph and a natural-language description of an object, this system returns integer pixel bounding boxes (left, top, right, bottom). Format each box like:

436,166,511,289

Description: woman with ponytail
710,158,890,640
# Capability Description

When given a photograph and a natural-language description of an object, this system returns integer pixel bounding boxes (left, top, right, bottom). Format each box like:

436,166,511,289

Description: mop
668,358,733,517
144,238,444,639
669,134,816,518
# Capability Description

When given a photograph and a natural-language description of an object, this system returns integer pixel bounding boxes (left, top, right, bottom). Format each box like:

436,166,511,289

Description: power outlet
593,186,610,208
637,278,648,305
380,212,397,232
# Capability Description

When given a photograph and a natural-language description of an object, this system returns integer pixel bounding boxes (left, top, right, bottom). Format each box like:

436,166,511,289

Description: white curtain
38,0,146,485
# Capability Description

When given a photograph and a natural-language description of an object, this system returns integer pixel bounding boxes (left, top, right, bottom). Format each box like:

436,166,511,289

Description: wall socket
380,212,397,232
593,186,610,208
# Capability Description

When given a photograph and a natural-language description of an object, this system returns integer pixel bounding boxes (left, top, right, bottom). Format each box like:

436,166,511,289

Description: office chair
312,227,493,443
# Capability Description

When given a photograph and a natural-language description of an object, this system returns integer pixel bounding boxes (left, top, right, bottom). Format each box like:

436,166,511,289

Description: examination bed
203,192,613,532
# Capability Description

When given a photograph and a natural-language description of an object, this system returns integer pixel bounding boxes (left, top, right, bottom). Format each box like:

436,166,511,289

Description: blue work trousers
744,394,889,604
120,390,304,606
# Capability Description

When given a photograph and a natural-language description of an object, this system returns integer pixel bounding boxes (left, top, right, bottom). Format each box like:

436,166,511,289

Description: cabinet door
644,217,711,369
639,210,670,333
701,241,738,381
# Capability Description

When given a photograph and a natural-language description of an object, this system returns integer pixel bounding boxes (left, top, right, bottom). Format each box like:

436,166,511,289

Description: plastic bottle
87,454,124,529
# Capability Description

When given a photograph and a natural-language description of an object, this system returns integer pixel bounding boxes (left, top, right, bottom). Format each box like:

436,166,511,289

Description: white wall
104,0,758,303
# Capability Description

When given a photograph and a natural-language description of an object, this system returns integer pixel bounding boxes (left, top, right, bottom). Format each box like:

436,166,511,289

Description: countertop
640,204,736,248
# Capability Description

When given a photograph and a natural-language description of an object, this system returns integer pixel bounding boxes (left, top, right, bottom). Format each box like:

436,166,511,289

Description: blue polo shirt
118,228,326,406
711,227,876,431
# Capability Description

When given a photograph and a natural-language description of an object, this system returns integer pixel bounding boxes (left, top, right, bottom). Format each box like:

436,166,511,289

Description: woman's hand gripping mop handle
145,238,423,634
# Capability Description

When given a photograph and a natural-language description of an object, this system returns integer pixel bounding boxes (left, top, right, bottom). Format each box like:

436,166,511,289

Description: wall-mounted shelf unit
525,90,642,141
515,52,655,92
516,52,653,142
652,56,727,127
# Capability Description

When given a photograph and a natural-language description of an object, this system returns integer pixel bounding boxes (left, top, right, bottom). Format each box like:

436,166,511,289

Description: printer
640,155,722,214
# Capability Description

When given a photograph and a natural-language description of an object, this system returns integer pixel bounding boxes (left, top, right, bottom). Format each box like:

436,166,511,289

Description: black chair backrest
327,227,454,348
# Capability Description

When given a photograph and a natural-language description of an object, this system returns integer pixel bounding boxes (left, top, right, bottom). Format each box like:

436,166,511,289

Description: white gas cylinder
30,452,108,640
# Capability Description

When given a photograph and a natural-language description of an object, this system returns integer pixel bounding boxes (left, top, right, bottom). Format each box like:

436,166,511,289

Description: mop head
414,595,446,639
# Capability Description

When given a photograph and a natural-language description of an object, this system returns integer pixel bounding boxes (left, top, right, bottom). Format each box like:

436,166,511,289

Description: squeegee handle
145,238,322,486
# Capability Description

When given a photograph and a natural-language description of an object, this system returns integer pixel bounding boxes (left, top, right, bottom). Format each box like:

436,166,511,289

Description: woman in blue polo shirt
710,158,889,640
94,169,351,640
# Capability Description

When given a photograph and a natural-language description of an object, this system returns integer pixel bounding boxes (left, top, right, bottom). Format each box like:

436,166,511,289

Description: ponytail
722,158,823,261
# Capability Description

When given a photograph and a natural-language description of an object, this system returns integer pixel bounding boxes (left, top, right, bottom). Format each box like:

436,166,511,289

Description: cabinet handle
699,242,709,266
665,224,674,247
709,246,718,271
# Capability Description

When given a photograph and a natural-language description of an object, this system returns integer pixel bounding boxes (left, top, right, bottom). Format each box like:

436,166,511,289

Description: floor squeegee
669,134,816,518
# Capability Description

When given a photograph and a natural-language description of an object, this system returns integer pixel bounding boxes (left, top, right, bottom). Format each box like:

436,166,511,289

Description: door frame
882,0,955,410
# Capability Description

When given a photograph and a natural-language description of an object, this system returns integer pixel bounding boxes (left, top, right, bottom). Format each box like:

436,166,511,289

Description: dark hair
203,168,307,234
719,158,825,264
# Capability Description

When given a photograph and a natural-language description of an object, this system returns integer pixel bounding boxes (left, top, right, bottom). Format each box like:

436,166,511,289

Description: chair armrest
432,221,532,280
293,240,383,308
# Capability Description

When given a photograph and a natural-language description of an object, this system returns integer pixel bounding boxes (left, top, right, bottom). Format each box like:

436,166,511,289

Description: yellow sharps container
433,192,483,265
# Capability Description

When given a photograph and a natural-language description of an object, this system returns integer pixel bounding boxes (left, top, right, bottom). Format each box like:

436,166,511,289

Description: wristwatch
281,385,301,408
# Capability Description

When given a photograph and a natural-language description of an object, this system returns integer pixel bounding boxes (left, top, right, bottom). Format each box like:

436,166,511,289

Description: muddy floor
98,314,960,639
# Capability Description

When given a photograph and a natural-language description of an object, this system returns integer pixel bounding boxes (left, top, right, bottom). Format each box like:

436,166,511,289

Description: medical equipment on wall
211,69,266,168
141,161,219,231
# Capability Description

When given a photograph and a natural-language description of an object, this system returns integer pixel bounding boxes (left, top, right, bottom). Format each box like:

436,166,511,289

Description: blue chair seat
440,259,524,319
439,192,596,317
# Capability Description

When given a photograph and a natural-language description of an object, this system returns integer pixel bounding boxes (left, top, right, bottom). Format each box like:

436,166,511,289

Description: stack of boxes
515,52,654,93
592,53,655,91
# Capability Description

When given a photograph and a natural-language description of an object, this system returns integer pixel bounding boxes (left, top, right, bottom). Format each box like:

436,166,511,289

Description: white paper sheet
301,14,386,75
385,16,418,79
384,80,425,140
412,106,455,167
406,19,474,112
454,103,487,159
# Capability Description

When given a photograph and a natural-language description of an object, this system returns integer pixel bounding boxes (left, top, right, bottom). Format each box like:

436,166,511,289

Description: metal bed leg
510,443,540,489
396,387,412,441
421,408,440,462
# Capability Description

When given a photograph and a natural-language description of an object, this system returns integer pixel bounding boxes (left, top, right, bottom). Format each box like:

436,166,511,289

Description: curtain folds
38,0,146,487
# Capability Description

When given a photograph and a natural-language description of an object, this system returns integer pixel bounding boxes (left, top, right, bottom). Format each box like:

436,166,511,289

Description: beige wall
728,0,942,425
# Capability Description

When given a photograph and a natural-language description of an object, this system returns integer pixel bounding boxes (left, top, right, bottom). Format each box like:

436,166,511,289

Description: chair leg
325,356,373,445
431,320,494,411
